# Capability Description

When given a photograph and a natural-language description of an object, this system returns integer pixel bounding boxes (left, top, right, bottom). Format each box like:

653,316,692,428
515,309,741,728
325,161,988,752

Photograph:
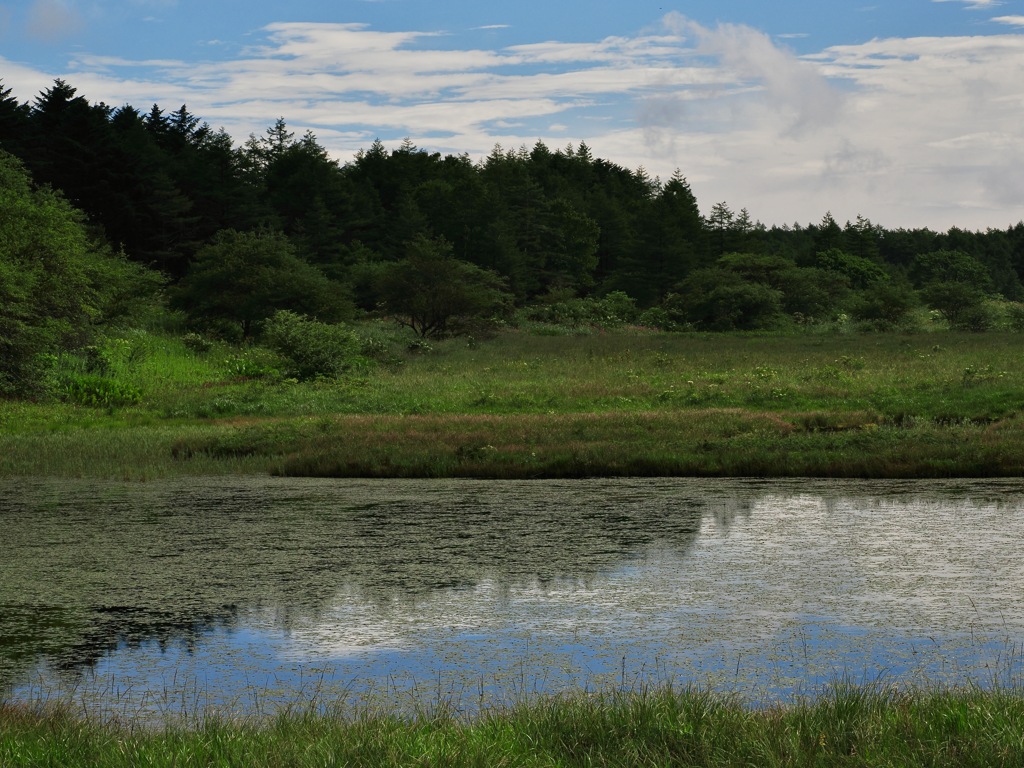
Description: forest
3,76,1024,398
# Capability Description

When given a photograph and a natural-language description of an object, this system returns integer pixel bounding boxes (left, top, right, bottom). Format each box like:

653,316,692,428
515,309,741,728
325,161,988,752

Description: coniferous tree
0,80,30,156
613,171,706,305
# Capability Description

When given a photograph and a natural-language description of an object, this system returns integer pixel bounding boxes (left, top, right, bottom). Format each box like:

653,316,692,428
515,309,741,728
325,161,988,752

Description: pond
1,477,1022,721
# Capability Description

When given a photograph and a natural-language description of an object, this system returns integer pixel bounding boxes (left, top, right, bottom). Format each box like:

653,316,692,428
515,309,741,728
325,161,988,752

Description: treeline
3,77,1024,358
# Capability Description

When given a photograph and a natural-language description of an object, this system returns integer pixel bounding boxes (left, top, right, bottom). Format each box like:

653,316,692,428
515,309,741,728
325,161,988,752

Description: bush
0,151,136,395
847,279,918,331
223,349,283,379
262,310,363,380
665,268,783,331
182,332,214,355
173,229,351,338
521,291,639,328
636,305,683,331
1007,302,1024,332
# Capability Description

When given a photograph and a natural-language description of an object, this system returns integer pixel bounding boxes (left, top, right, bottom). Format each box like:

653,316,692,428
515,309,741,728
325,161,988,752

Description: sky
1,0,1023,231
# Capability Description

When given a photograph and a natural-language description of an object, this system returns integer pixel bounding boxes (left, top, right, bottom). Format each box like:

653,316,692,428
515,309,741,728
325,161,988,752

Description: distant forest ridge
2,76,1024,318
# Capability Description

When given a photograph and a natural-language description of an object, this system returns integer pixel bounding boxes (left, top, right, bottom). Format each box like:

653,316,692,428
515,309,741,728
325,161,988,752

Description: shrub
847,279,918,331
182,332,214,355
380,236,512,338
0,150,157,396
1007,302,1024,332
637,305,682,331
521,291,640,328
262,310,363,380
173,228,351,338
665,268,783,331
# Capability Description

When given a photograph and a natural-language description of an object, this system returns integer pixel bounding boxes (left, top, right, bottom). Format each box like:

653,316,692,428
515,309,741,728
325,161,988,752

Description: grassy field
3,684,1024,766
1,326,1022,479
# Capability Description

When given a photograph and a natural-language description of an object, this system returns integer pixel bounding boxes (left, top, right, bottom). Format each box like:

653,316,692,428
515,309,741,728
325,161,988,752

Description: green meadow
1,324,1021,479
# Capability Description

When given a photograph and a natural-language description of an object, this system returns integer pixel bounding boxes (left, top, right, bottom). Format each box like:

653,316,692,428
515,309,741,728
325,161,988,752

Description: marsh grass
0,425,271,479
253,410,1023,479
4,683,1024,766
2,328,1022,478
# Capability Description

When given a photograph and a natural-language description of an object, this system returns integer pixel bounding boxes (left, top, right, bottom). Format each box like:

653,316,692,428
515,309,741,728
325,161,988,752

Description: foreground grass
2,328,1022,479
4,685,1024,767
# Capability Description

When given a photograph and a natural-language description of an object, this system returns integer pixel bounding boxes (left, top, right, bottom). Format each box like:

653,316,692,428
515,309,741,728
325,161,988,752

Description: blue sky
2,0,1023,229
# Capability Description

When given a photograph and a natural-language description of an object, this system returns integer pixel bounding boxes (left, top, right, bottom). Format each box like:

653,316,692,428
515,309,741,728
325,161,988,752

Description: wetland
2,476,1021,723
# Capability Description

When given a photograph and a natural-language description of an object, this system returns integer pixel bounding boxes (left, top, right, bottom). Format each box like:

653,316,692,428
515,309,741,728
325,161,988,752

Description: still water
1,477,1022,720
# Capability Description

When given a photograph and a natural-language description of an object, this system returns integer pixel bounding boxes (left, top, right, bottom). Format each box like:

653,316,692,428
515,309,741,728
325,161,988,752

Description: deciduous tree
380,236,512,338
0,151,160,393
173,229,349,338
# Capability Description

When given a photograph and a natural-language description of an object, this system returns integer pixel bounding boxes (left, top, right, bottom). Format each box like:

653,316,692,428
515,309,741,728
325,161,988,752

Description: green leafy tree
173,229,349,338
0,151,159,394
911,249,993,291
665,267,783,331
381,236,512,338
848,278,918,331
812,248,887,289
921,282,991,331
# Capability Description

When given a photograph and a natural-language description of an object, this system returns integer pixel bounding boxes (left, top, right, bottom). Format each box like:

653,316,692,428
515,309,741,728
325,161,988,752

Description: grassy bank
4,685,1024,766
2,328,1022,479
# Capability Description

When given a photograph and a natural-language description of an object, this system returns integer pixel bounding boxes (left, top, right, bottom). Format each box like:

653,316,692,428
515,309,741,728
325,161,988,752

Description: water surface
1,477,1021,720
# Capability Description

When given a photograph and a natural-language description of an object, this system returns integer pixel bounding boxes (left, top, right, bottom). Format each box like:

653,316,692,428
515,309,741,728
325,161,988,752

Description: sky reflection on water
2,477,1022,720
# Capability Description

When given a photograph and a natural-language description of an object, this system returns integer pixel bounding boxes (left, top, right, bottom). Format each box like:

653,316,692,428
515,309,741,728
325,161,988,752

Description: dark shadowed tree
0,80,30,156
612,171,706,306
173,229,350,338
380,236,512,338
812,248,888,289
911,249,993,291
812,211,843,253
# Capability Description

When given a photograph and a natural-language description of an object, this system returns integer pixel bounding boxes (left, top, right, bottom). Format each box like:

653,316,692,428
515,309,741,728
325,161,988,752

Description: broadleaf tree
380,236,512,338
173,228,350,338
0,150,160,393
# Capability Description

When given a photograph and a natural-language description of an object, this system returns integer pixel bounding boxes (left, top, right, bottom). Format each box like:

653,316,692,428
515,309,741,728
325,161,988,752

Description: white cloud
662,13,843,134
992,15,1024,26
933,0,1003,8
